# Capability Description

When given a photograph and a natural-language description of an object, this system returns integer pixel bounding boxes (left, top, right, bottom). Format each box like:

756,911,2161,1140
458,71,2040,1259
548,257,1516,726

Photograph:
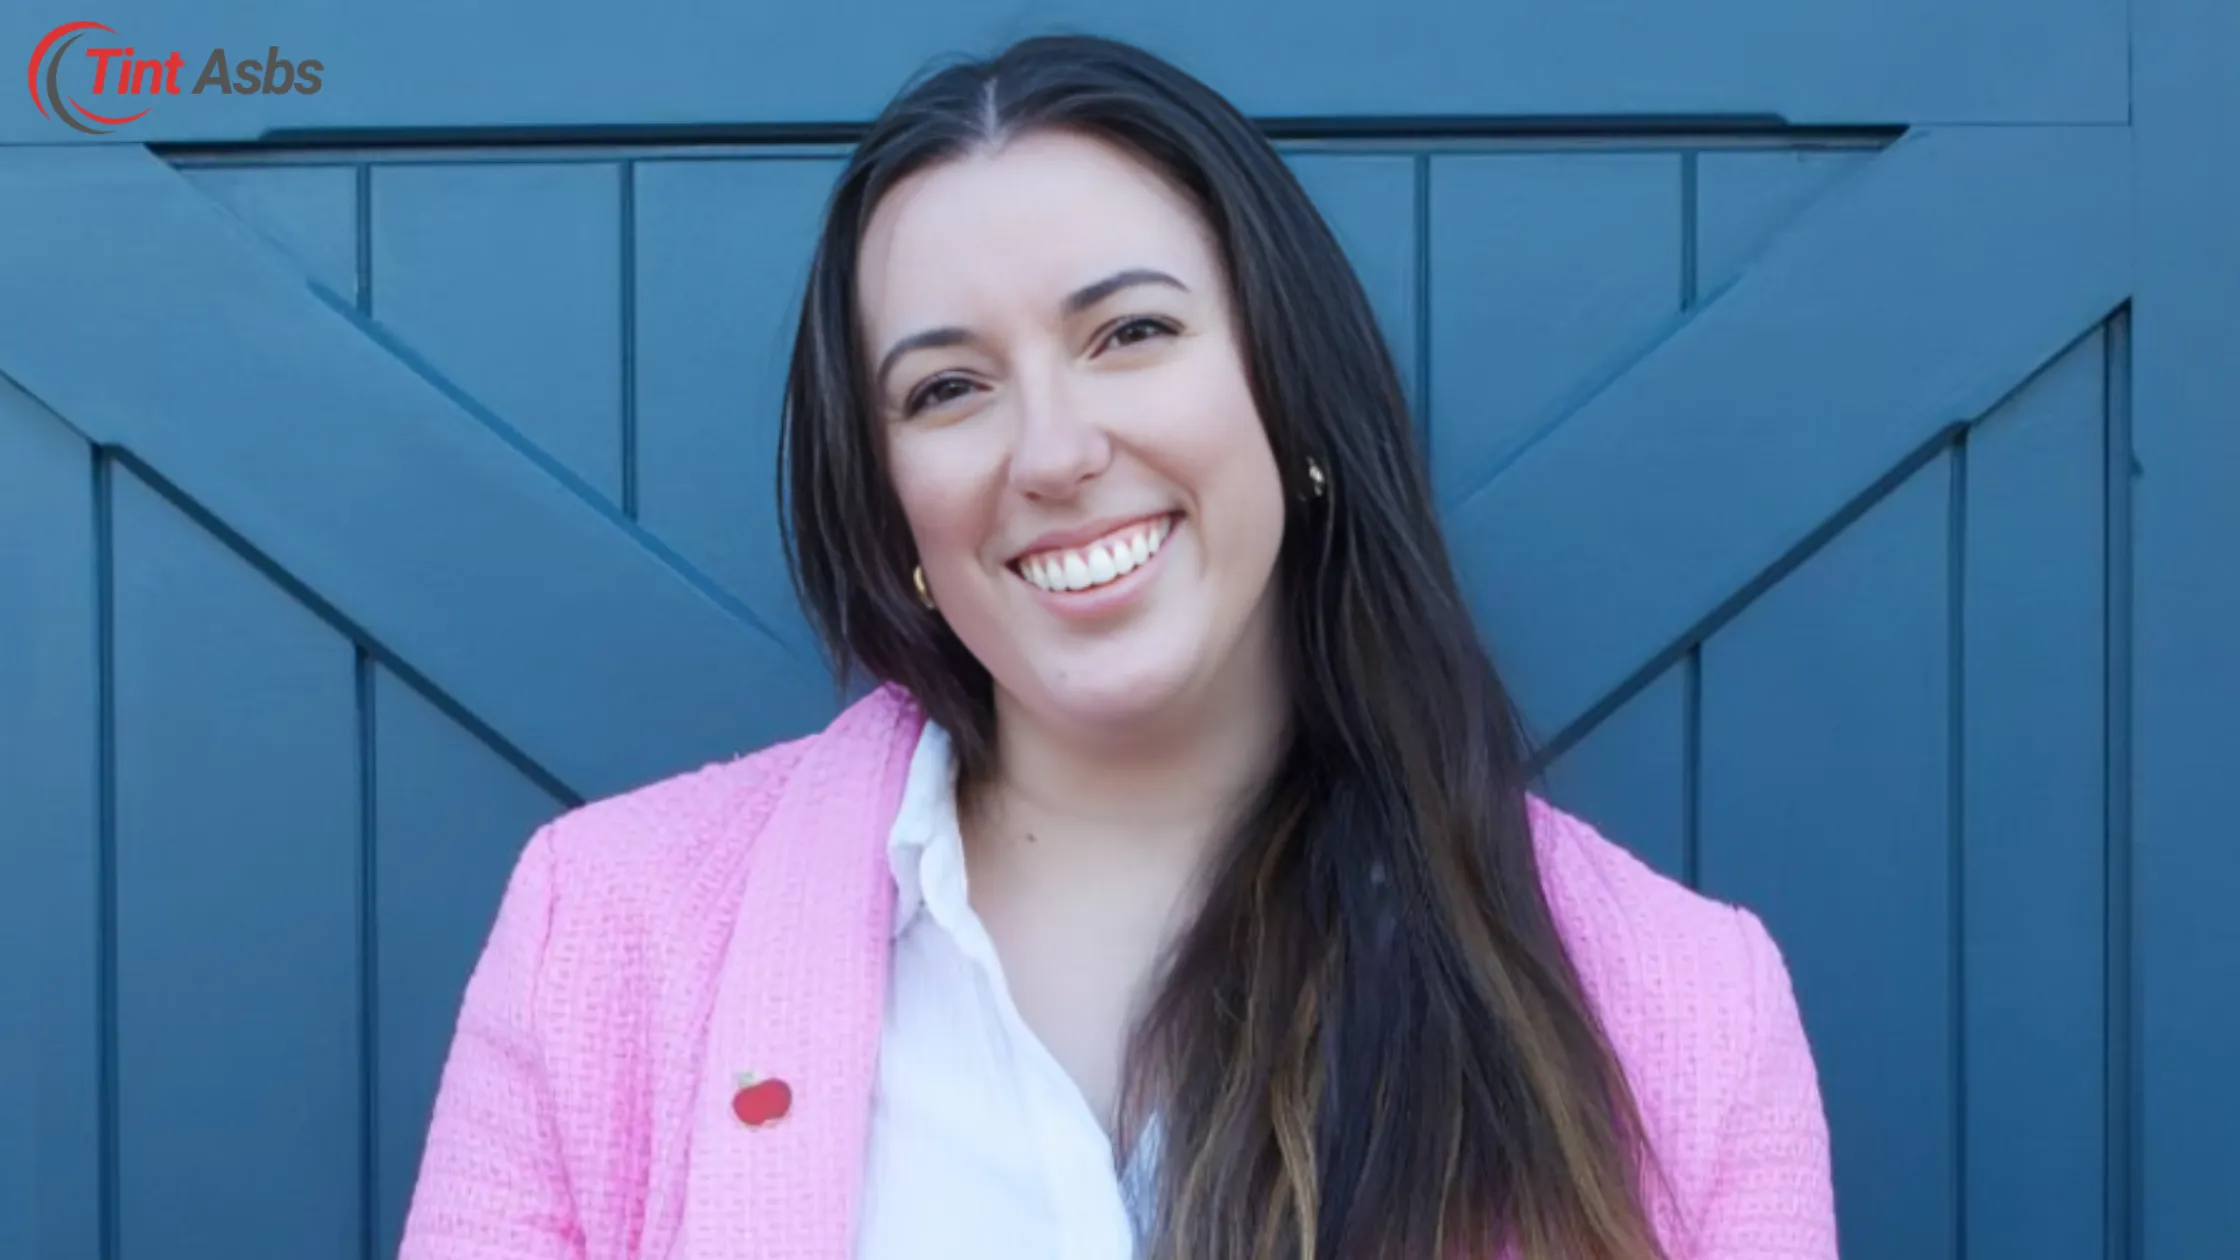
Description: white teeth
1018,515,1174,594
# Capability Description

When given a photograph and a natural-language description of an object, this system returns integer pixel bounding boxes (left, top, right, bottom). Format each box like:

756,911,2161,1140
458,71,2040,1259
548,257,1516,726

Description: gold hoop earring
1306,456,1328,499
912,565,936,610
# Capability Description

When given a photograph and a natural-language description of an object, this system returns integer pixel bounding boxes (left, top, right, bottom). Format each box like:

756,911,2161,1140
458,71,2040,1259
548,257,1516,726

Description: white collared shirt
853,720,1151,1260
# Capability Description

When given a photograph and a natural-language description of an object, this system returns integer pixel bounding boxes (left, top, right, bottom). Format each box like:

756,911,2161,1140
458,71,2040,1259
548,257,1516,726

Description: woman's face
856,128,1288,738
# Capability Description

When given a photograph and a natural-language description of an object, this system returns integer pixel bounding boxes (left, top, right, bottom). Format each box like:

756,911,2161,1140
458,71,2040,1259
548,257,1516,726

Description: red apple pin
731,1072,792,1129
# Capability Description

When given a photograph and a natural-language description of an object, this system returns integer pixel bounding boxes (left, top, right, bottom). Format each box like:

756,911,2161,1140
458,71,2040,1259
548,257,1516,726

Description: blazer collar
884,718,958,941
673,684,925,1260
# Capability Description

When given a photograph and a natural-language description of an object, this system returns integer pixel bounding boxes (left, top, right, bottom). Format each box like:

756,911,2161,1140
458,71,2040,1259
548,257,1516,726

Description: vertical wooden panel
371,666,567,1260
1694,149,1873,299
2135,1,2240,1255
1285,153,1422,420
110,470,362,1259
633,156,840,657
1700,452,1955,1260
0,378,101,1260
181,164,362,305
1961,332,2107,1259
1539,661,1689,882
371,162,625,503
1428,152,1682,505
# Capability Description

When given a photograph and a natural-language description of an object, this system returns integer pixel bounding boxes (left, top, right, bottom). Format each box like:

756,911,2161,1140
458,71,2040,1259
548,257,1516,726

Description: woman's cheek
889,427,1004,565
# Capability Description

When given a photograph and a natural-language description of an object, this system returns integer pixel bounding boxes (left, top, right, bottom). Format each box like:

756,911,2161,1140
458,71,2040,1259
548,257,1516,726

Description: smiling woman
849,127,1291,748
396,31,1838,1260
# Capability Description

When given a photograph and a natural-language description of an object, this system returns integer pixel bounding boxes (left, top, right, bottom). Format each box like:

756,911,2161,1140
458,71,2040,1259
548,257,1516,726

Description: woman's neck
957,626,1291,1132
983,632,1289,850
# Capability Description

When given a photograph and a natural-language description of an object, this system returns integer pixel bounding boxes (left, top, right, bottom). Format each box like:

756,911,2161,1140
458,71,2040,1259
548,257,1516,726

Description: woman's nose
1005,367,1110,499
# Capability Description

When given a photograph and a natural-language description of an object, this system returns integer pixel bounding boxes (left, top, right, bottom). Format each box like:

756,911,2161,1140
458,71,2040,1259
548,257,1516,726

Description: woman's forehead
856,134,1217,322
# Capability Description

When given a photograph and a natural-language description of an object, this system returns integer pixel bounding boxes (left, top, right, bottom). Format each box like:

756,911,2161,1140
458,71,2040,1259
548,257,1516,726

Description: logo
28,21,323,134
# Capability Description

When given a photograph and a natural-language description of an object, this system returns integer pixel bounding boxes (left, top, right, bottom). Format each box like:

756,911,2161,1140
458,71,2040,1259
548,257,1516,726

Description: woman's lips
1012,512,1177,594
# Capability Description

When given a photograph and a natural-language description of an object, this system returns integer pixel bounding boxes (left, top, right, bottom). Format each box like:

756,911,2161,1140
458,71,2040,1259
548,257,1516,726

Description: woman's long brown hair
781,32,1668,1260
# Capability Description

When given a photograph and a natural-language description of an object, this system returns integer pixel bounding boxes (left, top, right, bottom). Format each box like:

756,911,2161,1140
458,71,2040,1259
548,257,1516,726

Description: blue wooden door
6,3,2231,1260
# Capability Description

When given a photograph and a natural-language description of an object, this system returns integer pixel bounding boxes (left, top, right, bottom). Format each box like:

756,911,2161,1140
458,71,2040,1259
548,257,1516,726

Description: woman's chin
1027,657,1202,735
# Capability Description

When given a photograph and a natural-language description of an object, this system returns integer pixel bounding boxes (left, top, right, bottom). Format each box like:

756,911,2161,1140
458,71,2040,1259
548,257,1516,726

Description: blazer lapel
674,686,926,1260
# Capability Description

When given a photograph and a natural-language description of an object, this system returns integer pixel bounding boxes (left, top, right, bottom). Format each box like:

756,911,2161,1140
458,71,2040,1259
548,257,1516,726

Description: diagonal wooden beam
1442,125,2131,740
0,144,837,801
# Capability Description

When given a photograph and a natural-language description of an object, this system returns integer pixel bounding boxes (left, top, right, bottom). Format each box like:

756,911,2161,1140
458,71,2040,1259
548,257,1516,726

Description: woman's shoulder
530,684,925,913
1528,793,1803,1062
1528,795,1830,1232
450,684,924,1083
1527,794,1784,993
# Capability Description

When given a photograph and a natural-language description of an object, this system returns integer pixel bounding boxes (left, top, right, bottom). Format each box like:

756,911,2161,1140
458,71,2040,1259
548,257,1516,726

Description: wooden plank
1443,125,2130,740
2134,0,2240,1255
0,376,102,1260
1699,450,1955,1260
633,155,841,658
1961,331,2107,1260
372,162,626,504
1284,153,1422,424
181,163,361,306
0,0,2125,146
1694,148,1872,300
1538,659,1688,882
1428,152,1681,498
371,667,566,1260
0,144,838,801
109,466,361,1258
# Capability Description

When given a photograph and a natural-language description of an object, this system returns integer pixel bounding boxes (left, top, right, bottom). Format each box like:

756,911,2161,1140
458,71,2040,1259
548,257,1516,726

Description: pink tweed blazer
396,684,1839,1260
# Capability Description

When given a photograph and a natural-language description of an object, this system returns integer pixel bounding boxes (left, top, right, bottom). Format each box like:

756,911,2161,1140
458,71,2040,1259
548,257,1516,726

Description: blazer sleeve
396,825,585,1260
1692,909,1841,1259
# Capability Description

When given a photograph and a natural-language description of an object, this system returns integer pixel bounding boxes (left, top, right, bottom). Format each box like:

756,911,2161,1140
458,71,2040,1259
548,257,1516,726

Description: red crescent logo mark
27,21,112,119
71,94,150,126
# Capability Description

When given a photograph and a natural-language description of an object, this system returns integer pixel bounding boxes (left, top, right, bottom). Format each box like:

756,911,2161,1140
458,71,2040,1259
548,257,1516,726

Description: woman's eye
902,319,1176,416
1106,316,1178,349
905,377,973,416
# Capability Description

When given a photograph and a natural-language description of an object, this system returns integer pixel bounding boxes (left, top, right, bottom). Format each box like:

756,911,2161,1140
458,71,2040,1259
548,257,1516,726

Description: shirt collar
886,718,962,940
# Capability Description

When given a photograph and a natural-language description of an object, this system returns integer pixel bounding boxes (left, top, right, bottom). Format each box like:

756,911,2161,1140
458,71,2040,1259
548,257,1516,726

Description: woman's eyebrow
1060,266,1189,316
874,267,1191,396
